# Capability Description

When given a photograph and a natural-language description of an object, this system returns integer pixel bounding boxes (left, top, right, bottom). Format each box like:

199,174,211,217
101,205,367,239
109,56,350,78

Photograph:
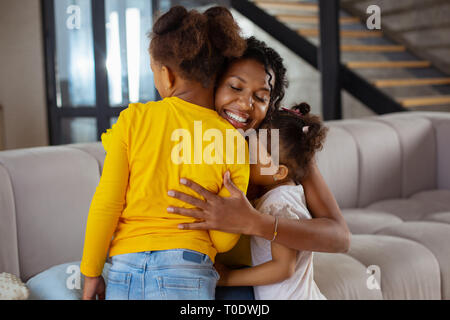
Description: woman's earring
273,176,278,182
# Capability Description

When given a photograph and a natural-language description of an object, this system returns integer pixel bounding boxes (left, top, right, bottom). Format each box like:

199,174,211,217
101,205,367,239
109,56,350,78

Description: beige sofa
1,112,449,299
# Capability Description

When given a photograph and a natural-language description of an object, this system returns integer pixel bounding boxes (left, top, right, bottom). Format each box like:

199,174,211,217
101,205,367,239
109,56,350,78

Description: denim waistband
110,249,213,271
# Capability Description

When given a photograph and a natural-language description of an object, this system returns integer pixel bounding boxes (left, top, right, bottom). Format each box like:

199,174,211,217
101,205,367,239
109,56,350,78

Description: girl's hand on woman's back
167,171,259,235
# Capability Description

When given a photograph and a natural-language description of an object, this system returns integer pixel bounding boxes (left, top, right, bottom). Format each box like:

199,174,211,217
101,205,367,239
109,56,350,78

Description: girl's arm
217,241,297,287
167,166,351,253
81,109,131,278
251,160,351,253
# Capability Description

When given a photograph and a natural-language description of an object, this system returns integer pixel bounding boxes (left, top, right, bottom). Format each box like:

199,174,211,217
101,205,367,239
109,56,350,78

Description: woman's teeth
225,111,248,123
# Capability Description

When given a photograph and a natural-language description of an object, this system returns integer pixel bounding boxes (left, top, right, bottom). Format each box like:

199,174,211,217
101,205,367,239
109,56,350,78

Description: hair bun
204,6,245,58
292,102,311,115
153,6,188,35
149,5,245,88
204,6,233,20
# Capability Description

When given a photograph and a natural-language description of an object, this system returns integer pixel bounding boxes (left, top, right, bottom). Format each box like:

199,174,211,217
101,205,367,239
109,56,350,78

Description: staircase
237,0,450,113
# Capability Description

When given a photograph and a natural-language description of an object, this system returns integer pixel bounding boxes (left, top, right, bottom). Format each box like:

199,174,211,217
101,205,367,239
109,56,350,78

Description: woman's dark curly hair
261,102,328,182
219,37,288,121
149,6,246,88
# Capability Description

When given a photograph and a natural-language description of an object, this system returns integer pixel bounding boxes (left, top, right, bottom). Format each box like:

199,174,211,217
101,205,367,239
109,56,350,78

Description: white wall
0,0,49,150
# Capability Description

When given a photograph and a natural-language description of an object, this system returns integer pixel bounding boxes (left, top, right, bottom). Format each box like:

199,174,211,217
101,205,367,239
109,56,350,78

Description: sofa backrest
416,112,450,190
316,112,450,208
0,145,102,281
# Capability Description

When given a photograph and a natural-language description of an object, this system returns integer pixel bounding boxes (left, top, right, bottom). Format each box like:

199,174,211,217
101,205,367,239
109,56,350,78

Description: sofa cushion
415,113,450,189
374,116,436,198
366,197,449,221
346,234,441,300
435,119,450,190
313,252,382,300
0,164,20,277
423,212,450,224
332,120,402,207
411,190,450,208
342,209,403,234
315,125,359,209
26,261,111,300
68,142,105,173
376,222,450,299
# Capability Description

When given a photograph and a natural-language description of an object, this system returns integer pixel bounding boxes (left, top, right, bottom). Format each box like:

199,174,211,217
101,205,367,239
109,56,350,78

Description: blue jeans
105,249,219,300
215,266,255,300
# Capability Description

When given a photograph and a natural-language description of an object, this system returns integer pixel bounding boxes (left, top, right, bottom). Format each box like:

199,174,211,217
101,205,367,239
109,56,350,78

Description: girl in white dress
216,102,328,300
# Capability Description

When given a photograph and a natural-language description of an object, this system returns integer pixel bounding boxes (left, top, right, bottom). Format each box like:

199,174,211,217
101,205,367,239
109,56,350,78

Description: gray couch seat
313,112,450,300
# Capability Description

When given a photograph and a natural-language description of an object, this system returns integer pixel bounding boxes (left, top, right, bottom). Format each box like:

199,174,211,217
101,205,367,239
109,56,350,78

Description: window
54,0,96,108
42,0,165,144
105,0,155,107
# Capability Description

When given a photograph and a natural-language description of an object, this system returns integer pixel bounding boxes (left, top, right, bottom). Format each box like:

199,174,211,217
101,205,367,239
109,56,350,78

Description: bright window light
126,8,141,103
106,11,123,105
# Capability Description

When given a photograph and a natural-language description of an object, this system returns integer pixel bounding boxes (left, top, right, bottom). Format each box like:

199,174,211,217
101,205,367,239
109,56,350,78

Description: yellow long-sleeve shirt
80,97,249,277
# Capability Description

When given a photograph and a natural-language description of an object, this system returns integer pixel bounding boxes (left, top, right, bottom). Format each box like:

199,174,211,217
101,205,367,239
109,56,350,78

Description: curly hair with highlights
261,102,328,182
241,37,289,121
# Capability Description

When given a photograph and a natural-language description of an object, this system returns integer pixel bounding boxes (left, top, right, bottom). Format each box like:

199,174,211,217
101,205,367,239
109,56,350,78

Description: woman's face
215,58,275,131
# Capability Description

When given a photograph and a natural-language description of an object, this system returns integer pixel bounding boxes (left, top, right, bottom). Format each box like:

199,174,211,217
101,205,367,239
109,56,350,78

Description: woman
166,37,351,299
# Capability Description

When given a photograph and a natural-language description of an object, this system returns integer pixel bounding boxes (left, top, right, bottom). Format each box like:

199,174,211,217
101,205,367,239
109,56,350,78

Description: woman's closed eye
229,83,268,103
254,95,268,103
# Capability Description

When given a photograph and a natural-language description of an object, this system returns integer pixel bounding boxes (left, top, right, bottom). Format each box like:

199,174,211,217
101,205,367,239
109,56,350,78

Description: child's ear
274,165,289,181
161,65,176,95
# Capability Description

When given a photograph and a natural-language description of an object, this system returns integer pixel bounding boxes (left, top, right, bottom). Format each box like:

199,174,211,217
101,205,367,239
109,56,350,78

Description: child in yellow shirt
80,6,248,300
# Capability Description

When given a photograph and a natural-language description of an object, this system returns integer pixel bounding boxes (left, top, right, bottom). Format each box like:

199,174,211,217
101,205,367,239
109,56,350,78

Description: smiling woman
214,37,288,132
215,58,273,131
